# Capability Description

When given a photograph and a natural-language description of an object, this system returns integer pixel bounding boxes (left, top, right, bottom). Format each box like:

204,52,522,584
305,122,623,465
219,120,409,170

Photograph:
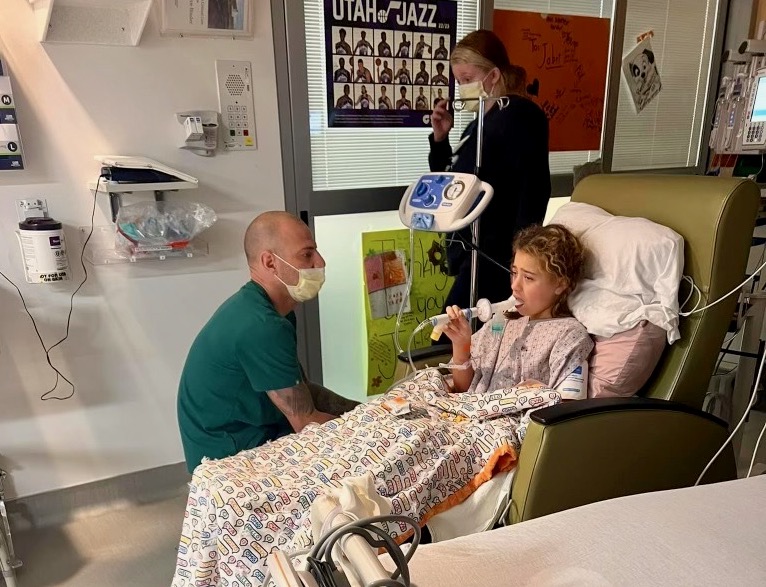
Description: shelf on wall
80,226,210,265
88,177,199,194
28,0,152,46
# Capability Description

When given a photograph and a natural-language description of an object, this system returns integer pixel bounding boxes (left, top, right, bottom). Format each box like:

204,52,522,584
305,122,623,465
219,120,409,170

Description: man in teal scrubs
177,211,359,473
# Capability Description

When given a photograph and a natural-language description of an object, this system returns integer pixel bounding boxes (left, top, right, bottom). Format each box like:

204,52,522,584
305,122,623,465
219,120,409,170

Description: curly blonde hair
512,224,586,318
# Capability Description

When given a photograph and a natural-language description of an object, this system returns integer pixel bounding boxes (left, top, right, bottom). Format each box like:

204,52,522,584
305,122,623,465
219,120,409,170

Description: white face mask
273,253,326,302
459,71,495,112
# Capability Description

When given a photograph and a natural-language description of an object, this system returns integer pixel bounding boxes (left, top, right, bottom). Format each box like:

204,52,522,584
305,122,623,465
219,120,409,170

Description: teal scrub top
177,281,300,472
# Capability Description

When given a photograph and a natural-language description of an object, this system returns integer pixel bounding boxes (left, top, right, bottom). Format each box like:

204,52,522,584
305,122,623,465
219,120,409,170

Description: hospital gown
469,315,594,397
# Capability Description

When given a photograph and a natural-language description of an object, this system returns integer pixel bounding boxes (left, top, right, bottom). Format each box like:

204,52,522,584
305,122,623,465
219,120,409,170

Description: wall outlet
16,198,48,222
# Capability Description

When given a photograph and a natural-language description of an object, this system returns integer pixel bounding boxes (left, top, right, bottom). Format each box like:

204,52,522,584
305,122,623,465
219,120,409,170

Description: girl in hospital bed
172,227,594,586
441,224,593,398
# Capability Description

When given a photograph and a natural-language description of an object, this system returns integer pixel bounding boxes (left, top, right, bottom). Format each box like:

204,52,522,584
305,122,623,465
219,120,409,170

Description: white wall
0,0,284,499
725,0,756,57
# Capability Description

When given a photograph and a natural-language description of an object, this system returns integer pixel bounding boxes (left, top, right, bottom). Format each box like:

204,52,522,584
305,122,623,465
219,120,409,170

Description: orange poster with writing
493,10,610,152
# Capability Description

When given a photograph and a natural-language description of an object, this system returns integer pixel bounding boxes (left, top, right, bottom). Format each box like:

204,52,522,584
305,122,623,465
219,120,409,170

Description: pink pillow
588,321,667,398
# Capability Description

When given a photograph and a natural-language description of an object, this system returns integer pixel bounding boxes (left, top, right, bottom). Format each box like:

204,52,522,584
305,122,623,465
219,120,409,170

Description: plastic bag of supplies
115,200,216,252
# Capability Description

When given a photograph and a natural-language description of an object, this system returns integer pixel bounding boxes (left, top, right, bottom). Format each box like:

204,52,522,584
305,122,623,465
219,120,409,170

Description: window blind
304,0,479,192
493,0,613,18
611,0,718,170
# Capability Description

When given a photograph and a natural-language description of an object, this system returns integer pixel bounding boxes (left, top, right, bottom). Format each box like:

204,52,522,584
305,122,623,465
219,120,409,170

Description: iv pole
463,94,511,313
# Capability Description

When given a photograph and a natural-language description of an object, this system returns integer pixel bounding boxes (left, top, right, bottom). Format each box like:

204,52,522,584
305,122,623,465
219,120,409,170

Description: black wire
453,231,511,274
0,269,76,397
307,557,338,587
714,326,741,376
0,173,103,401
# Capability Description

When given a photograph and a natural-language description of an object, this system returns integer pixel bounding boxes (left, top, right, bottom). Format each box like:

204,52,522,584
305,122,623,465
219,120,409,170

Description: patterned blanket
171,370,562,587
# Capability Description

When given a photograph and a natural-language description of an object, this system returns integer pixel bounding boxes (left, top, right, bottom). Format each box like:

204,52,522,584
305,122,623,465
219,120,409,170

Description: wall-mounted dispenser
176,110,219,157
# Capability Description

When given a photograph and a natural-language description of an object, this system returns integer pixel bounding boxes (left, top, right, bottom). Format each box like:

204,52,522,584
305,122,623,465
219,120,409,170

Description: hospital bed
385,475,766,586
402,173,761,529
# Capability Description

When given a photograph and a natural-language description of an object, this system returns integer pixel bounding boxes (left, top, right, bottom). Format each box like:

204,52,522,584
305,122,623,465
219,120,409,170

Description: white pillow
549,202,684,343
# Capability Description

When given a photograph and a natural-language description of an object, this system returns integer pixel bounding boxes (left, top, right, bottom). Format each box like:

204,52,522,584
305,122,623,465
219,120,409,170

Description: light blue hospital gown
468,315,594,397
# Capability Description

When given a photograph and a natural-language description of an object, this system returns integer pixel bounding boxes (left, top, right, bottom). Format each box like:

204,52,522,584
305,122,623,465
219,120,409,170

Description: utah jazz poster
325,0,457,128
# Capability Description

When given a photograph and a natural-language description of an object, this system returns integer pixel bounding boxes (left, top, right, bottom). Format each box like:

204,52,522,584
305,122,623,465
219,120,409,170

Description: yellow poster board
362,229,454,395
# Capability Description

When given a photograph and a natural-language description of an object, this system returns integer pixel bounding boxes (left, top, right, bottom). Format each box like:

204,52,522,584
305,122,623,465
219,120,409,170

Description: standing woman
429,29,550,319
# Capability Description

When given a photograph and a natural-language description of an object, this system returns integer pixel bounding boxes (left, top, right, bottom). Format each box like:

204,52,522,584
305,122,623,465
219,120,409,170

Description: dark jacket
428,94,551,307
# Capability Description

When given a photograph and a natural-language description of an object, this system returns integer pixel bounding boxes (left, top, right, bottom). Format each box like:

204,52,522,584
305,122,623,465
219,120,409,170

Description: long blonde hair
451,29,527,97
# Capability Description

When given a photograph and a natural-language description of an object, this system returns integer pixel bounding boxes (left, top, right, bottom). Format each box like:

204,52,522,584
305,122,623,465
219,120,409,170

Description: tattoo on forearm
308,383,360,417
269,384,316,416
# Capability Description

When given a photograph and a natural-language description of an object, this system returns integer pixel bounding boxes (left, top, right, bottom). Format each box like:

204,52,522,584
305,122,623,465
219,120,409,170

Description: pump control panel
399,172,494,232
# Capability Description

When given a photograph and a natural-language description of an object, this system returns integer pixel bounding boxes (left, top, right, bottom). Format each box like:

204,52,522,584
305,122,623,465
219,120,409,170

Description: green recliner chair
398,174,760,524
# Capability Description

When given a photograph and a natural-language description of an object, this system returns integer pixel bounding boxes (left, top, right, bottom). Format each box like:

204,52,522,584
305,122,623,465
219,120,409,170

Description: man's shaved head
244,211,306,264
244,211,324,311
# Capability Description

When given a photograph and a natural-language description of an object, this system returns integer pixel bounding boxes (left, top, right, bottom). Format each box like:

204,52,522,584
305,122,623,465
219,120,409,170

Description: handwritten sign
493,10,610,151
362,229,453,395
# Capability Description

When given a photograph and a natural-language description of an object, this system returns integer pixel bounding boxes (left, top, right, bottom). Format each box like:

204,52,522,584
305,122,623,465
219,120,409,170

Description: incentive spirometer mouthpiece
428,296,516,340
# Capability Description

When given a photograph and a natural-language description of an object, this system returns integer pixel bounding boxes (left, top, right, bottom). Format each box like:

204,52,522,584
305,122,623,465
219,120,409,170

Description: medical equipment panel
742,72,766,148
216,60,257,150
709,77,729,151
399,172,494,232
724,74,749,153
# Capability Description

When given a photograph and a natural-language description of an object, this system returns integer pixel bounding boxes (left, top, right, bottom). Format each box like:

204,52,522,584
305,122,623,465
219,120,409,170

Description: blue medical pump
399,95,507,309
399,172,493,232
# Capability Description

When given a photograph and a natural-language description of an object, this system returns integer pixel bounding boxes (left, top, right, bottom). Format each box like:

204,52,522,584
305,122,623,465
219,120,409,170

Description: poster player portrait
434,35,450,60
333,57,352,83
378,85,393,109
395,59,412,85
432,61,449,85
354,29,374,56
414,33,432,58
354,57,374,84
334,83,354,109
415,86,430,110
396,86,412,110
414,60,430,85
333,27,353,55
377,30,393,57
377,58,394,84
355,84,372,110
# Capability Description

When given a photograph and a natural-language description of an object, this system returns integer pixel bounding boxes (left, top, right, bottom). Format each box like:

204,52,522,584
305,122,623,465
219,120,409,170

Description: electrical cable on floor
0,173,103,400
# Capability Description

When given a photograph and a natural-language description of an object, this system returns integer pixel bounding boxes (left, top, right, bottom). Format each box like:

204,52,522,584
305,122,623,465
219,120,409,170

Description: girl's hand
442,305,472,355
431,99,453,142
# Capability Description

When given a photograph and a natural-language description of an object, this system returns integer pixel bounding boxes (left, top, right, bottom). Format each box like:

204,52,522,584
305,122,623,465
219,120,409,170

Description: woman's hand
442,305,472,357
431,99,453,142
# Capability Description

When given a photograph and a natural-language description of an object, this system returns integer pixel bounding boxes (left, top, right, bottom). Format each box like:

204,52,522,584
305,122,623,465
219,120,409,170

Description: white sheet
426,470,514,542
388,476,766,586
